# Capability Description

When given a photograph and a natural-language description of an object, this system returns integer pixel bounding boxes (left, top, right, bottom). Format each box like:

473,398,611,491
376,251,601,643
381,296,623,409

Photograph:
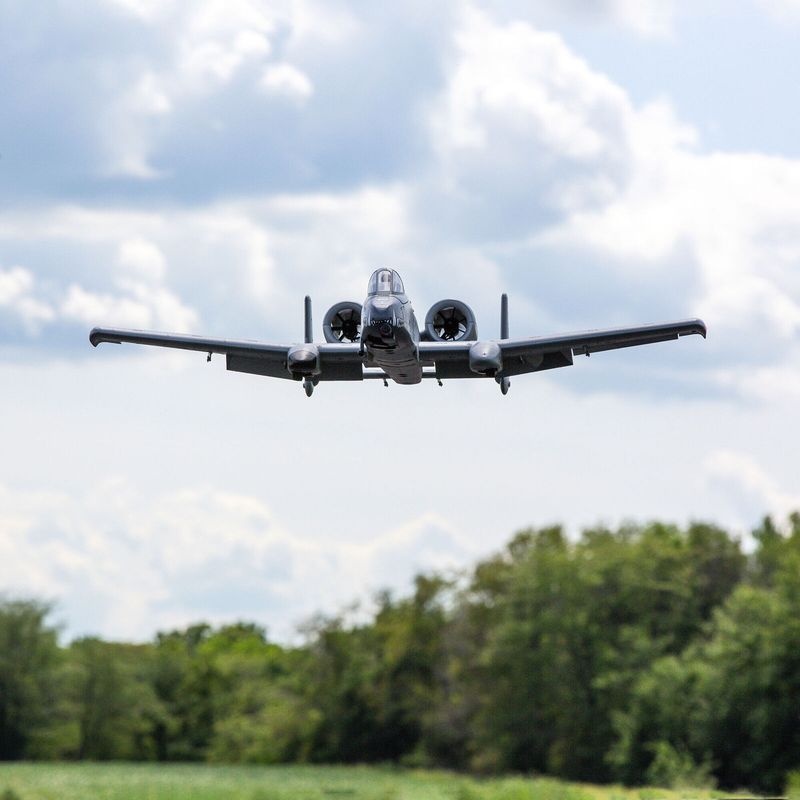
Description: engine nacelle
424,299,478,342
323,301,362,343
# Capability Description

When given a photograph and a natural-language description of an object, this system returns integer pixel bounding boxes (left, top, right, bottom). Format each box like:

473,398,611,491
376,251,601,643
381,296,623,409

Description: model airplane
90,268,706,396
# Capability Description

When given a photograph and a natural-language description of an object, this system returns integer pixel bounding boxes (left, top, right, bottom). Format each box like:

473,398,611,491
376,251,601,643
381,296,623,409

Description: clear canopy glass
367,269,404,295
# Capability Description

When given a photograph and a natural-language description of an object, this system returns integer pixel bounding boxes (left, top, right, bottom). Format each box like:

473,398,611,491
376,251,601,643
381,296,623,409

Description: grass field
0,764,741,800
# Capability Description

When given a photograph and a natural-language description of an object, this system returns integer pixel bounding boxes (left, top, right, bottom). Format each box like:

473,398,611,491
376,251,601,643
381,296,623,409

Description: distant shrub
250,790,283,800
645,742,715,790
452,785,484,800
786,770,800,800
1,789,22,800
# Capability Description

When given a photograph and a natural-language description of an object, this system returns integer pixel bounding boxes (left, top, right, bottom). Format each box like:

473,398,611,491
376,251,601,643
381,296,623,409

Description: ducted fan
424,299,478,342
323,301,362,343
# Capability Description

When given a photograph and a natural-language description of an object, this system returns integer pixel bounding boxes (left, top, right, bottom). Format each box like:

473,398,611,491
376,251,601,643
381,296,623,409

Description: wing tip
692,318,707,339
89,327,120,347
677,319,707,339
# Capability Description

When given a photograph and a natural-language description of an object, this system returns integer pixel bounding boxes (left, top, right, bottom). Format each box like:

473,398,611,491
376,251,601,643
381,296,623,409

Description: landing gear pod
469,341,502,375
287,344,320,377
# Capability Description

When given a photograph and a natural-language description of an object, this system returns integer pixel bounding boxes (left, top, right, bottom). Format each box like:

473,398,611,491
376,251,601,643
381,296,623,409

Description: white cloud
259,63,314,101
60,238,199,329
543,147,800,347
117,237,168,282
608,0,674,37
0,231,198,337
477,0,676,38
103,0,173,22
433,9,632,165
0,480,473,641
5,5,800,398
434,11,798,364
0,266,35,305
704,449,800,524
420,7,800,396
0,187,410,342
61,281,198,332
99,0,323,177
757,0,800,22
2,0,799,647
0,266,56,333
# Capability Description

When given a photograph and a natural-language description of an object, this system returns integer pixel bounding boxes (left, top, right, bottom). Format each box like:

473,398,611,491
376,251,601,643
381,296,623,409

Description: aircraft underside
364,328,423,385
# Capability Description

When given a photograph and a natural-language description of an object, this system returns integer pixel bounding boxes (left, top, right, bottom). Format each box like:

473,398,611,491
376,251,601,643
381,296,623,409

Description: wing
89,327,363,381
418,318,706,379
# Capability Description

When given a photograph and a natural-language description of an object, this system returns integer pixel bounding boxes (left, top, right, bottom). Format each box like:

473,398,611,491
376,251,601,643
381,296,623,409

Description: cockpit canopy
367,269,404,296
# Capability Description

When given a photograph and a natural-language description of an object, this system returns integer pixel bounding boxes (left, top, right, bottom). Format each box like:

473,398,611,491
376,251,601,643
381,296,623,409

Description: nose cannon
363,296,402,348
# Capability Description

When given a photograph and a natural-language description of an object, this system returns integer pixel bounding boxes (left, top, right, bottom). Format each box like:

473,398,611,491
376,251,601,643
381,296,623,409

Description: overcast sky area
2,0,800,642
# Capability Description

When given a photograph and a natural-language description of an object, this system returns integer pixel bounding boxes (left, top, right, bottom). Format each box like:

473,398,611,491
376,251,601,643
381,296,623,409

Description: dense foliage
2,514,800,794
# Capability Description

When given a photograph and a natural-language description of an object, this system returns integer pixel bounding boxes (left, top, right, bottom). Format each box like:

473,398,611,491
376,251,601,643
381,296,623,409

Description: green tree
66,638,164,760
205,623,318,764
465,521,744,781
150,624,218,761
0,599,61,759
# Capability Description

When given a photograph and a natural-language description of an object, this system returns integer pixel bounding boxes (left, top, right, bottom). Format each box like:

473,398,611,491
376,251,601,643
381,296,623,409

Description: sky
1,0,800,642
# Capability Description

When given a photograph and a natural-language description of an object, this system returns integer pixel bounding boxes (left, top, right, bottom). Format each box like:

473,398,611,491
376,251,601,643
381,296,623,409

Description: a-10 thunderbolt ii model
90,268,706,396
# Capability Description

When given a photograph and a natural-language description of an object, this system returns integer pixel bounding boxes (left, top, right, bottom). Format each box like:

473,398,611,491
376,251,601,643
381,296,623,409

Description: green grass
0,764,746,800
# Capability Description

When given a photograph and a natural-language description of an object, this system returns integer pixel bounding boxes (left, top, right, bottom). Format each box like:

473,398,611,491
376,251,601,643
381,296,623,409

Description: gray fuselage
361,286,422,385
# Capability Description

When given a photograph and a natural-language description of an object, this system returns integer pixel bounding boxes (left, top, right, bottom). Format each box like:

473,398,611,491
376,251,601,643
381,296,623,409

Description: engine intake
424,299,478,342
323,301,362,343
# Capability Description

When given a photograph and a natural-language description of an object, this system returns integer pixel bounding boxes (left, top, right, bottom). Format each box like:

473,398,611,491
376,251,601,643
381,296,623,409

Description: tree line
2,514,800,793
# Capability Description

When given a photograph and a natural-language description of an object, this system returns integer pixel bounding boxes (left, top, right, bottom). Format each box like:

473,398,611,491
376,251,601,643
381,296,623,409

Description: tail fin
304,296,313,343
500,293,509,339
498,294,510,395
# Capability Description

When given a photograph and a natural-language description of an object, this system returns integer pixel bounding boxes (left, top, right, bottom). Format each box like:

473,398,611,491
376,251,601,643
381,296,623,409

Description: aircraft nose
363,297,401,347
366,296,399,324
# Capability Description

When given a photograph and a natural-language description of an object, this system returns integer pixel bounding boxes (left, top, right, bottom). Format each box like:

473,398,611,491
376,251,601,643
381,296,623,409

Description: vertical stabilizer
498,293,510,395
500,293,509,339
304,296,313,344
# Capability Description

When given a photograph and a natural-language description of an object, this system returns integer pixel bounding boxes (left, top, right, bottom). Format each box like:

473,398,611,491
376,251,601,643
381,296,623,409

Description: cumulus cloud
0,267,55,334
542,145,800,353
0,234,198,345
425,7,637,238
2,1,798,402
0,185,415,349
606,0,675,37
101,1,278,176
2,0,799,644
433,10,631,162
421,8,800,391
704,450,800,525
0,480,473,641
96,0,362,179
476,0,676,37
259,63,314,101
756,0,800,22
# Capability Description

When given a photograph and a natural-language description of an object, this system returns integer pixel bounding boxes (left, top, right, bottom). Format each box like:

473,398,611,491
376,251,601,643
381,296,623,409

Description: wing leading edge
89,327,362,381
90,317,705,382
418,318,706,378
